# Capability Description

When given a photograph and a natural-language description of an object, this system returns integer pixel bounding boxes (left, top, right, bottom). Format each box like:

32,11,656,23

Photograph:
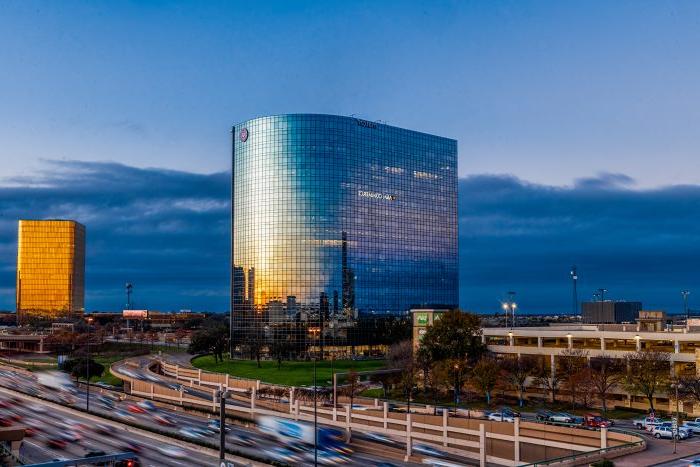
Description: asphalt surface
0,364,437,466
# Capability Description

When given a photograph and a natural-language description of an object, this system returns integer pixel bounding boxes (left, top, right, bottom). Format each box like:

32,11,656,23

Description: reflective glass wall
16,220,85,324
232,114,457,357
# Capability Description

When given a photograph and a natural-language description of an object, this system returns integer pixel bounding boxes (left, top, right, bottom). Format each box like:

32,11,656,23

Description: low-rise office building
483,319,700,414
581,300,642,324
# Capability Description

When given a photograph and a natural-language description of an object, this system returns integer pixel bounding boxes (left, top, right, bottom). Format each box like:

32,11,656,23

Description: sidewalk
615,434,700,466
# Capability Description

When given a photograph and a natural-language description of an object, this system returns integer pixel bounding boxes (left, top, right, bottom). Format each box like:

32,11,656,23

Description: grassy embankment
192,355,386,387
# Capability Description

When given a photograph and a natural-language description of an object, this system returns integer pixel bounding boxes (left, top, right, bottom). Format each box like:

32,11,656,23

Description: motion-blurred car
46,437,68,449
207,419,230,433
24,426,41,437
365,432,394,444
422,459,465,467
120,442,142,454
306,449,350,465
269,447,302,463
98,395,115,409
179,426,206,440
0,416,14,427
137,400,156,411
127,404,147,414
230,433,254,446
413,444,447,458
94,424,111,435
154,414,176,426
59,430,82,442
157,445,187,458
28,403,47,414
114,410,135,422
687,459,700,467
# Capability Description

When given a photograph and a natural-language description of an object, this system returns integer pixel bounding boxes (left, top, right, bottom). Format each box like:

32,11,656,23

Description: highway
0,364,438,466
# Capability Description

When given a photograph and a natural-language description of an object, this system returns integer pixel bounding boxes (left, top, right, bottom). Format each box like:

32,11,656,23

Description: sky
0,1,699,313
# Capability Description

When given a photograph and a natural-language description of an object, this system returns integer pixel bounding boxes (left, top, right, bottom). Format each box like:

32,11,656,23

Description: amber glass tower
16,220,86,324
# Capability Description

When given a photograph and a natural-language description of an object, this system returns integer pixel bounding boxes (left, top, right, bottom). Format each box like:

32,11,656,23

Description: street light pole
313,355,318,467
674,381,679,454
682,290,690,322
453,363,459,414
217,389,230,461
86,317,92,413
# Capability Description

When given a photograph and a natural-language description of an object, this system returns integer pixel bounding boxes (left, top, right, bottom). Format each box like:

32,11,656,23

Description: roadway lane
0,364,431,466
4,389,219,466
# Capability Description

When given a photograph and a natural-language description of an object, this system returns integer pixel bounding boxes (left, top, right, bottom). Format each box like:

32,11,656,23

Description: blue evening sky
0,1,699,313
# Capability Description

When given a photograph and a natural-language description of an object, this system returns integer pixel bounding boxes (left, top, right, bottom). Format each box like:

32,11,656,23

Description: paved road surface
0,365,438,466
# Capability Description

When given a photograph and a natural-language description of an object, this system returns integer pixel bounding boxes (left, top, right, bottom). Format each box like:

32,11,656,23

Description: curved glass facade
231,114,457,356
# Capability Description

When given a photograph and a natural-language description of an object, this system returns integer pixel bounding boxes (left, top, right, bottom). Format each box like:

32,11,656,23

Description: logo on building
358,190,397,201
239,128,249,142
355,119,378,129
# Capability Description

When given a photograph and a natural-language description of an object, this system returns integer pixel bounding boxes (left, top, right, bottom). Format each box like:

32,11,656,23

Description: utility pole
570,266,578,315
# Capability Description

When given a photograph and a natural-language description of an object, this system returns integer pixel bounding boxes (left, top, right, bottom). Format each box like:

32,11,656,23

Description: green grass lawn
192,356,386,387
90,356,126,386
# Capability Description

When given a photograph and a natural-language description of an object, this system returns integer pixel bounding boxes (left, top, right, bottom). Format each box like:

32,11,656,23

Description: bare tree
340,369,363,409
534,361,562,404
624,350,671,412
388,340,416,411
676,374,700,407
590,355,624,413
559,348,589,410
502,355,536,407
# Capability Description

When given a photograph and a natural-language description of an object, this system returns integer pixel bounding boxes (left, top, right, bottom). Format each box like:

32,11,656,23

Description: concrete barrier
114,361,645,466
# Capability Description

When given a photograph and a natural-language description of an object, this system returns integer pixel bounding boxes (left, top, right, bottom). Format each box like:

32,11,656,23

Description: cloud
0,160,229,311
459,173,700,314
0,161,698,314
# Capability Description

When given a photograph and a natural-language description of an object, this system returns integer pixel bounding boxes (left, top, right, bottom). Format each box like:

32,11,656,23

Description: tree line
390,309,700,414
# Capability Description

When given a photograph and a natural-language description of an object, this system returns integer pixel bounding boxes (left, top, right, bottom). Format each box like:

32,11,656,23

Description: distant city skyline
0,160,698,314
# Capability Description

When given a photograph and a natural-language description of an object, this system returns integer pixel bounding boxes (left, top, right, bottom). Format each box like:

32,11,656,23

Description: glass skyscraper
231,114,457,357
16,220,86,324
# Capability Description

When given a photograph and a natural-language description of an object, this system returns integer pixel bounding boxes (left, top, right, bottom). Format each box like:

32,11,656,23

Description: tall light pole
570,266,578,315
598,288,607,322
453,363,459,414
217,389,231,461
682,290,690,321
503,292,517,329
86,316,93,413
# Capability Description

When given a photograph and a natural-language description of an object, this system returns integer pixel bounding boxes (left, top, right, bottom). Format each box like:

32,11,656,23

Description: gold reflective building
16,220,85,324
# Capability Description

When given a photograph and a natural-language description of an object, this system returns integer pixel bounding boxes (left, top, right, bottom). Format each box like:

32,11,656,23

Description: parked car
583,414,613,428
536,409,555,422
660,422,693,437
632,416,665,430
487,412,515,422
682,421,700,434
652,425,689,440
548,412,575,424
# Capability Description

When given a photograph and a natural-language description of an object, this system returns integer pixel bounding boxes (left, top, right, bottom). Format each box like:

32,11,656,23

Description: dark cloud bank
0,161,698,314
